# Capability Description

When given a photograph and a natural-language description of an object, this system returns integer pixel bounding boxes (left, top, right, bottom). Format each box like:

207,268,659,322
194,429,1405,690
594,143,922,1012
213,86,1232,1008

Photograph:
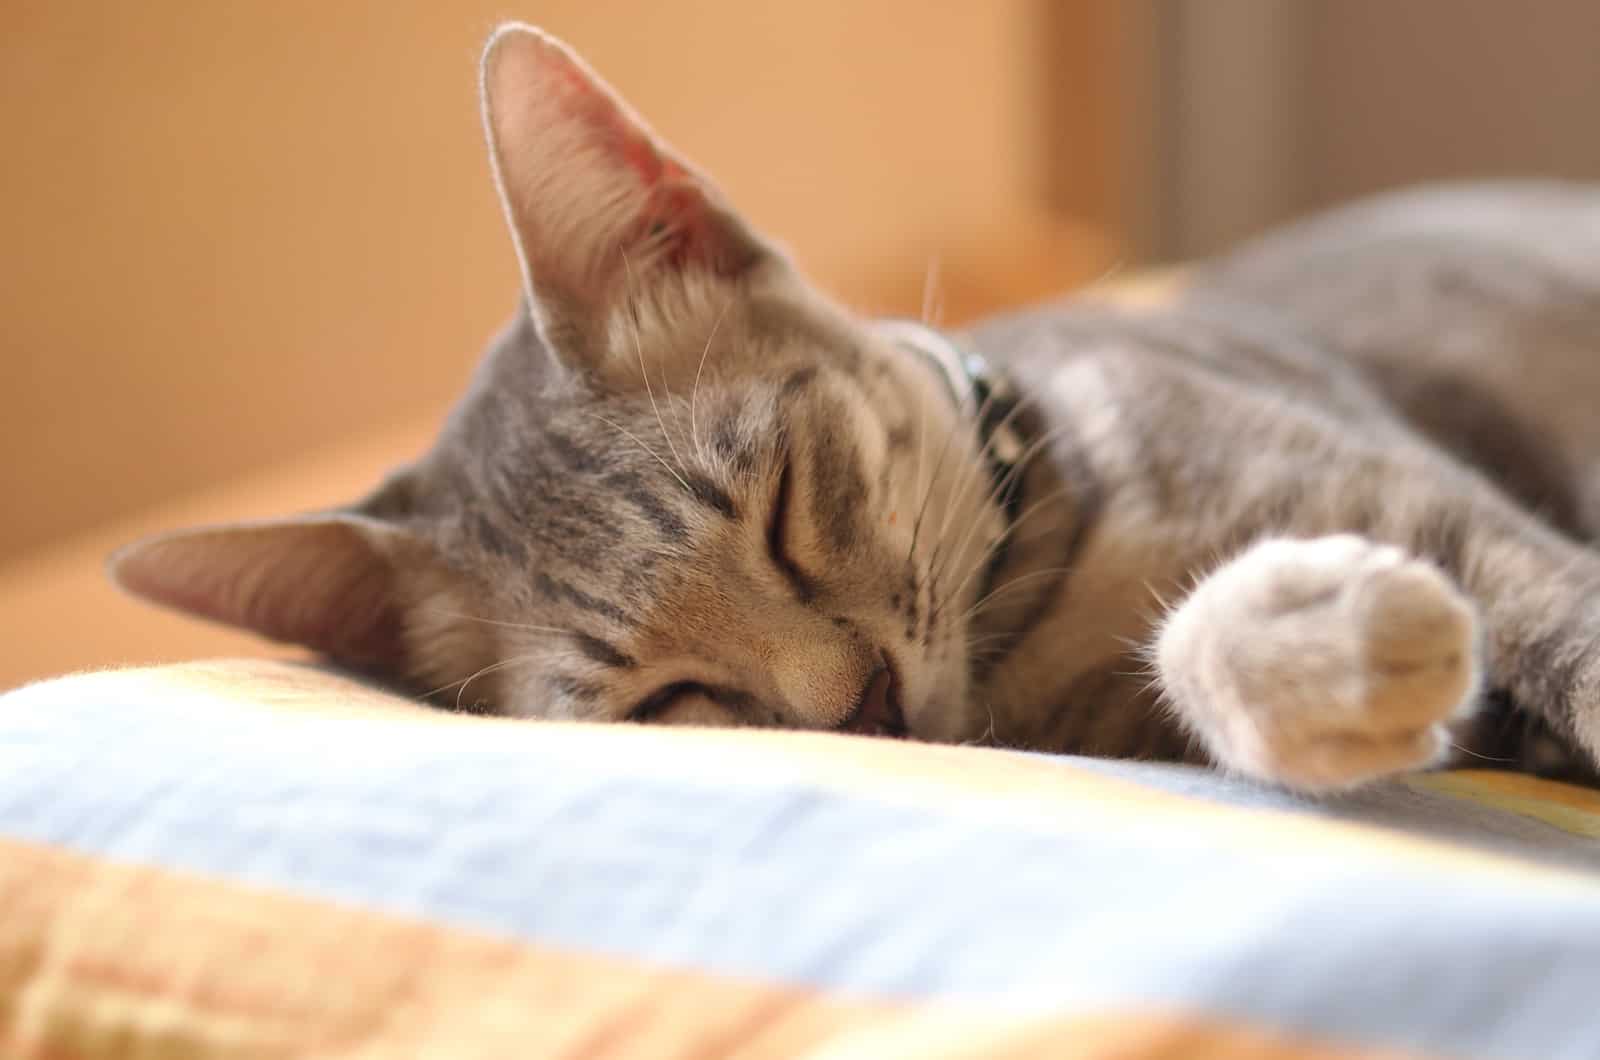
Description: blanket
3,661,1598,1058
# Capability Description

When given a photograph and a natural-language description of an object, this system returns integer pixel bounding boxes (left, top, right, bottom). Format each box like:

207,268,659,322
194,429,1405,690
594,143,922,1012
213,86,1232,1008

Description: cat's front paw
1157,535,1481,791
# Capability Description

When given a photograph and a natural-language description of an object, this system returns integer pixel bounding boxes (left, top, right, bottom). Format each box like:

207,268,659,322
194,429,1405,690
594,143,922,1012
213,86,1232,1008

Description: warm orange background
0,2,1126,687
1,1,1123,562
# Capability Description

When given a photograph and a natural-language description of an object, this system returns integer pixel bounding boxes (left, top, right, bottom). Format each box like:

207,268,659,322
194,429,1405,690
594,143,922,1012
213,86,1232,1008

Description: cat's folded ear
108,510,429,673
481,23,778,355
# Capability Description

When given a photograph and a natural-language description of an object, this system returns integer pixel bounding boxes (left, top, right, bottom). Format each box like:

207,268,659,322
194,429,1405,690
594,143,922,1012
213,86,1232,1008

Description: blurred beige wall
1302,0,1600,209
1,1,1124,563
1148,0,1600,258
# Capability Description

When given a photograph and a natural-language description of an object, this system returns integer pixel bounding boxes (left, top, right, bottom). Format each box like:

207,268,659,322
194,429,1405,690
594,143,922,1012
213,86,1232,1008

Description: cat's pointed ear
481,23,773,353
108,511,426,671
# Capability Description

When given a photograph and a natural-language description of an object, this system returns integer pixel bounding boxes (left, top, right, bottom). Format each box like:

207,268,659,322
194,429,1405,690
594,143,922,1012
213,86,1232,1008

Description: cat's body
113,25,1600,792
962,181,1600,784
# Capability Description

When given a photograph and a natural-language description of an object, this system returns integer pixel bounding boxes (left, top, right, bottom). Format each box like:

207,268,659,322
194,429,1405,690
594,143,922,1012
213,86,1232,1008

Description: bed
4,659,1599,1058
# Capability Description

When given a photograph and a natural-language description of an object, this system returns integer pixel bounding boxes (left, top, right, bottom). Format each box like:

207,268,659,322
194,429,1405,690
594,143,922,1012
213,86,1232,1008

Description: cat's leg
1155,534,1481,791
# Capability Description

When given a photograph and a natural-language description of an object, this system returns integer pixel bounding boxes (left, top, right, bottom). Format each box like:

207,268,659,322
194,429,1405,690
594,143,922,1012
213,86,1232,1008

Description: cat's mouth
838,659,908,738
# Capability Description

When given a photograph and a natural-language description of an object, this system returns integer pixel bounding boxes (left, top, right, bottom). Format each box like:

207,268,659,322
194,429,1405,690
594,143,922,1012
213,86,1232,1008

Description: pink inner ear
541,50,684,188
547,60,730,273
483,24,763,315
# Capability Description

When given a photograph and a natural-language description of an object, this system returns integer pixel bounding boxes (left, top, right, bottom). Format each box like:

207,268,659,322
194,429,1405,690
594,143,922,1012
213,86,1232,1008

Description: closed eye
627,681,711,723
627,681,758,724
767,458,815,598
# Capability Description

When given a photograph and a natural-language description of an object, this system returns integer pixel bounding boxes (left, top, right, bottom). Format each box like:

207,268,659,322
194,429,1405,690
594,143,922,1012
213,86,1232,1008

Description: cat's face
111,24,1008,743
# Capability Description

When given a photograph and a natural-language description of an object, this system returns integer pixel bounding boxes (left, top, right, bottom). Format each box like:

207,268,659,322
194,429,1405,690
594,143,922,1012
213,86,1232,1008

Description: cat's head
111,24,1013,742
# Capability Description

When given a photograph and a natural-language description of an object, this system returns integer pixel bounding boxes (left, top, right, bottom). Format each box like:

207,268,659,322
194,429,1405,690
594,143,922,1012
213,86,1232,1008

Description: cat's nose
839,658,906,737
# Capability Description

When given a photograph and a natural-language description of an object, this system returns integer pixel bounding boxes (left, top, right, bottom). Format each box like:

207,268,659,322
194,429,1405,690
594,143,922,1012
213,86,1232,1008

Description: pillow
3,661,1599,1058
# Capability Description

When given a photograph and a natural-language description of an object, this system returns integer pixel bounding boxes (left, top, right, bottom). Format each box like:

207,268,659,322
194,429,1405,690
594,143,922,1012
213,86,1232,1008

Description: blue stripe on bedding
4,693,1599,1060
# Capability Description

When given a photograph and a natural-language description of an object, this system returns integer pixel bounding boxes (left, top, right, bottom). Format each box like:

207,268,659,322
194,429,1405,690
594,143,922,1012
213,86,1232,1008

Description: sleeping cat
112,23,1600,793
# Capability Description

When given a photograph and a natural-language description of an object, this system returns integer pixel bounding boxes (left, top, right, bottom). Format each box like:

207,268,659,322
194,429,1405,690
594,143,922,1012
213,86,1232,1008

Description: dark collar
876,320,1027,528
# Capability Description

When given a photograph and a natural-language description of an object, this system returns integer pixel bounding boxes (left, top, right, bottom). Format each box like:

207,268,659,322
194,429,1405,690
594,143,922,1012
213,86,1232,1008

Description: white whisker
942,481,1079,609
912,383,928,544
933,410,1076,592
1450,740,1516,764
689,297,732,464
958,698,999,747
920,255,942,326
423,610,582,638
957,565,1079,626
922,377,1014,571
619,247,690,479
927,381,1057,582
588,412,692,494
909,359,1028,563
417,653,540,706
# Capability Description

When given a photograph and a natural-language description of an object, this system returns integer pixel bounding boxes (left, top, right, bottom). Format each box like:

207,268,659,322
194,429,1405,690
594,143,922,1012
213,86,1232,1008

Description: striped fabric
3,661,1600,1058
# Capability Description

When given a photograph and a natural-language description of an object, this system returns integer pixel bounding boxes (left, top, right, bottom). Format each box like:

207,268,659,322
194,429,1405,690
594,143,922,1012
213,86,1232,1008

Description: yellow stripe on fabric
19,662,1600,892
802,1009,1431,1060
0,838,1435,1060
1409,770,1600,839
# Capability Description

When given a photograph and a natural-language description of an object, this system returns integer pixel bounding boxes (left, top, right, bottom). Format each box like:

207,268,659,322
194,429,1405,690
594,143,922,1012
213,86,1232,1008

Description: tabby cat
113,24,1600,792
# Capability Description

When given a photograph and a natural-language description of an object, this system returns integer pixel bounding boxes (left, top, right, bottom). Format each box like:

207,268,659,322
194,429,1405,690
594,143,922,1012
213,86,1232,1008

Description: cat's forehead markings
534,572,633,627
682,470,738,520
603,470,689,541
543,429,607,474
466,509,523,559
709,412,761,474
808,434,870,553
549,675,604,706
571,632,637,670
